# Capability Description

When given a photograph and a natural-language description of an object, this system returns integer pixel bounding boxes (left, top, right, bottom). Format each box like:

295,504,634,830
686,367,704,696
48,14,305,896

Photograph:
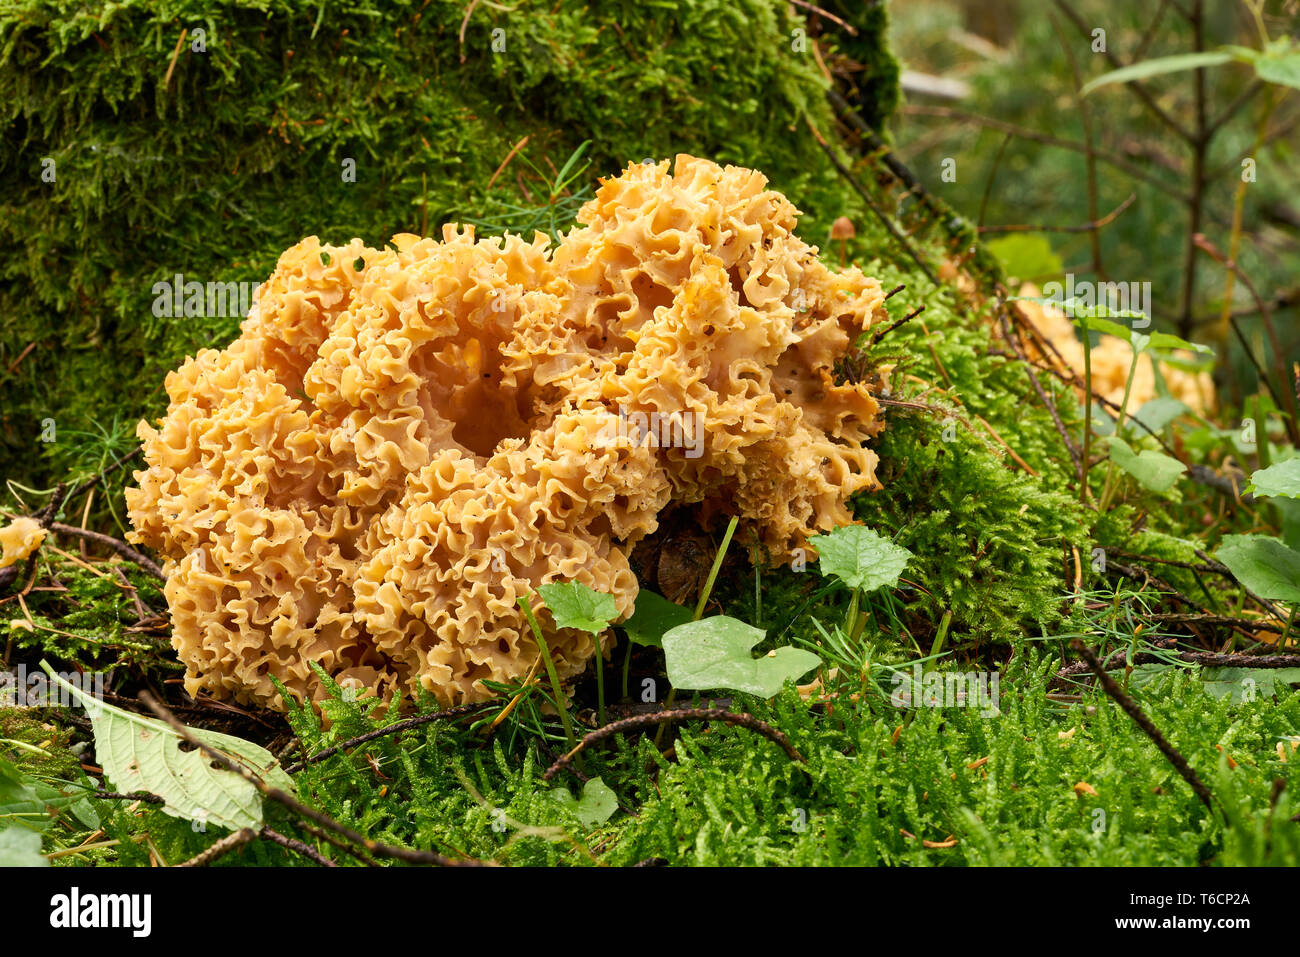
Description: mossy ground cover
3,0,1299,868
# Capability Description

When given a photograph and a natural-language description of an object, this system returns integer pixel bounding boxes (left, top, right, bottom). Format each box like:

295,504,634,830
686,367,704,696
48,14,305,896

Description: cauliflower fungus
126,155,888,711
0,517,46,568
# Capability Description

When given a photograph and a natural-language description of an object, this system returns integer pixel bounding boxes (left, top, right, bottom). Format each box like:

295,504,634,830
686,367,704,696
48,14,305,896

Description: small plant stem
595,633,607,726
844,588,860,640
1280,605,1298,649
1097,348,1142,514
517,596,579,758
1080,332,1094,505
621,639,633,700
657,516,740,746
928,609,952,659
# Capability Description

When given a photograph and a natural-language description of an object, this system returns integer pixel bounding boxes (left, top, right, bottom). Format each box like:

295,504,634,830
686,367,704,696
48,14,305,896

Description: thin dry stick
175,827,256,867
996,304,1082,476
1053,0,1193,144
869,304,925,347
1194,233,1300,445
457,0,482,63
1059,647,1300,677
543,708,805,782
47,522,165,580
297,820,378,867
486,135,530,191
94,790,165,805
162,28,188,91
978,194,1135,235
901,104,1193,205
260,826,337,867
807,117,940,286
786,0,857,34
137,692,485,867
283,701,492,774
1070,639,1216,811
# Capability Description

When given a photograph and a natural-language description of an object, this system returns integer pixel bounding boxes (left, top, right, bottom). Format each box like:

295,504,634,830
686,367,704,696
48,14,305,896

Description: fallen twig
542,707,805,782
283,701,492,774
260,826,337,867
94,789,166,805
1070,639,1216,812
175,827,256,867
1059,647,1300,678
47,522,164,580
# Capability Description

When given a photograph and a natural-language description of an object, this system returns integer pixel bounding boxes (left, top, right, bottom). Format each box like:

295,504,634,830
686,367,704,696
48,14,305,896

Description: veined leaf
810,524,912,593
1216,535,1300,604
538,581,618,635
1247,459,1300,500
1104,436,1186,493
42,663,294,832
663,616,820,698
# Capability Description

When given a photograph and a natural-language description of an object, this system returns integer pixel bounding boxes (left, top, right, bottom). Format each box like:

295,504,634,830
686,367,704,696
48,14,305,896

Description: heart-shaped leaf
1216,535,1300,604
1247,459,1300,500
810,525,912,593
1104,436,1186,493
43,663,294,832
538,581,619,635
550,776,618,829
663,616,820,698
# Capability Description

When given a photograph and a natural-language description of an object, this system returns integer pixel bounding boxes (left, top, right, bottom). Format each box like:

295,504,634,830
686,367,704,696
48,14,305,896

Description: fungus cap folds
0,517,46,568
126,155,888,711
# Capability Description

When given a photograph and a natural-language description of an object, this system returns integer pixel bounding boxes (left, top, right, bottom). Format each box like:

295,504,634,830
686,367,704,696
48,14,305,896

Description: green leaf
550,775,618,829
0,756,31,804
810,525,912,593
537,581,619,635
0,826,47,867
985,234,1062,283
1074,315,1211,356
1145,331,1213,355
42,663,295,832
1247,459,1300,499
1132,397,1188,434
620,589,693,648
1248,39,1300,89
662,616,821,697
1103,436,1186,493
1068,309,1145,333
1216,535,1300,604
1201,667,1300,704
1080,51,1236,95
1274,498,1300,552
